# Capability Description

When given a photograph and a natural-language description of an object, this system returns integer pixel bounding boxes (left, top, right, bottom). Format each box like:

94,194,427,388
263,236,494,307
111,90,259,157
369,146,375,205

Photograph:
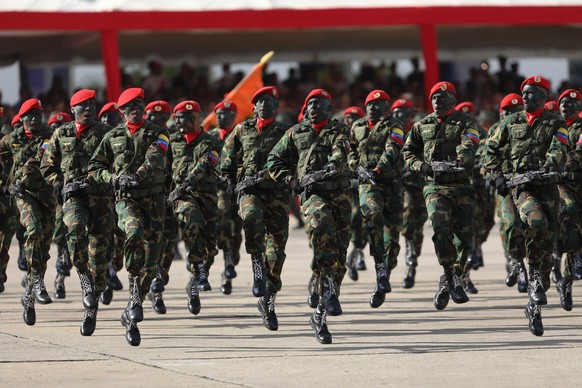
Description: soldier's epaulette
169,131,183,142
329,119,348,131
110,126,126,136
294,122,312,133
142,121,164,138
352,117,368,128
273,121,291,132
242,118,257,131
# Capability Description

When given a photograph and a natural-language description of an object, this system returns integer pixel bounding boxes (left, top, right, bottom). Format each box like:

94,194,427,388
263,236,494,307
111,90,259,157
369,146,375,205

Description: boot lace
375,263,387,279
252,258,263,281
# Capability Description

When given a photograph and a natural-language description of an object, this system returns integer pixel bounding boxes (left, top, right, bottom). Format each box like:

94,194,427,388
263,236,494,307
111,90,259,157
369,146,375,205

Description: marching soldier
485,76,567,336
88,88,169,346
221,87,291,331
402,82,479,311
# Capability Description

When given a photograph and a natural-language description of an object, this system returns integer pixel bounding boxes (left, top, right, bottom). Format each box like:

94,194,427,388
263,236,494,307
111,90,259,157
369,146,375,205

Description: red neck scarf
257,117,275,134
24,129,33,139
436,109,455,124
526,108,544,126
184,130,201,145
126,120,144,135
312,119,329,134
405,122,413,132
368,120,377,129
75,122,89,138
567,117,578,127
219,128,232,141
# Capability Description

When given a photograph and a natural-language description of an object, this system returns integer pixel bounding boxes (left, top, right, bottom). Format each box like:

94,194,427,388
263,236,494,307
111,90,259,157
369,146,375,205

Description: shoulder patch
156,133,169,151
208,150,219,165
466,128,480,144
391,127,404,145
556,127,569,145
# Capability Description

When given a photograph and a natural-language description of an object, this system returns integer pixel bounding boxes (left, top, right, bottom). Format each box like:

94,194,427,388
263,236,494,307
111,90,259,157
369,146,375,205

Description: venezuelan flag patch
466,128,480,145
556,127,569,145
156,133,169,151
208,150,219,165
391,128,404,145
40,139,49,151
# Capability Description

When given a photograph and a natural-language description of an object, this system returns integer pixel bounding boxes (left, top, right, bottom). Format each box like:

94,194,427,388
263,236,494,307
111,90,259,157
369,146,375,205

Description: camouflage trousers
16,189,56,283
349,187,367,249
512,184,558,272
424,184,475,268
402,181,428,257
159,204,180,280
497,194,526,262
217,188,243,267
116,193,165,295
557,182,582,278
63,193,114,294
303,190,351,286
359,181,403,270
0,194,19,278
176,191,218,274
52,202,67,248
473,183,496,247
239,191,289,293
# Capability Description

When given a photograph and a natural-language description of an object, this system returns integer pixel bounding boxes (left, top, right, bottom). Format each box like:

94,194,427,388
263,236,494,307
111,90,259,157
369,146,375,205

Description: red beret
520,76,550,92
214,99,238,113
145,100,172,114
173,100,201,114
18,98,42,117
70,89,96,107
304,88,333,105
455,102,477,113
429,82,456,99
499,93,524,112
11,115,20,126
251,86,278,104
365,90,390,106
98,102,117,119
342,106,365,117
391,98,413,111
117,88,144,109
48,112,72,126
558,89,582,104
544,101,558,112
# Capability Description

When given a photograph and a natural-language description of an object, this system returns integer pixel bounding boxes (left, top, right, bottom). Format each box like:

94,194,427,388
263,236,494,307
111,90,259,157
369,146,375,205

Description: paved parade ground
1,224,581,387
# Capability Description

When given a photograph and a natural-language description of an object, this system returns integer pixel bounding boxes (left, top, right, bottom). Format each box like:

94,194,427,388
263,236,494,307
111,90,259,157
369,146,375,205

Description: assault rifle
114,174,140,191
356,166,376,185
167,183,191,206
506,170,559,189
299,168,338,188
234,173,264,195
62,177,90,200
431,161,465,174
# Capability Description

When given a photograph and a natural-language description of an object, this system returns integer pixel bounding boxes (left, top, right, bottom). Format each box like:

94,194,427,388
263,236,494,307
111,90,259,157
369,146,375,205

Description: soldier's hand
539,164,550,174
420,163,433,177
8,183,25,198
54,182,64,203
564,160,579,173
495,176,509,197
372,167,382,178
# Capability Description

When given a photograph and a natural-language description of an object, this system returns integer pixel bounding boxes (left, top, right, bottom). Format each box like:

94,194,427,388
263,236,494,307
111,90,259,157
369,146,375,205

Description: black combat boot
250,255,266,297
355,248,366,270
55,244,71,277
21,284,36,326
445,264,469,304
0,270,5,294
505,259,519,287
467,247,479,271
461,265,478,294
53,273,66,299
345,248,358,281
17,241,27,271
402,265,416,289
370,285,386,308
375,262,391,294
434,274,450,310
150,277,165,294
524,301,544,336
195,263,212,291
220,272,232,295
404,239,418,267
147,291,166,314
32,272,52,305
528,265,547,305
126,276,143,322
307,273,319,308
309,304,332,344
100,286,113,305
224,252,237,279
105,261,123,291
257,291,278,331
517,261,528,293
78,269,97,309
570,251,582,280
81,302,98,336
551,250,562,283
187,275,201,315
121,309,141,346
321,268,342,316
556,277,573,311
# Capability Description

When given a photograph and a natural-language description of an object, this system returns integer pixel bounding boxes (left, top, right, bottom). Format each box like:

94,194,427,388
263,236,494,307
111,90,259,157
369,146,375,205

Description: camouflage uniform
0,145,19,292
401,166,427,284
349,115,405,306
221,119,291,297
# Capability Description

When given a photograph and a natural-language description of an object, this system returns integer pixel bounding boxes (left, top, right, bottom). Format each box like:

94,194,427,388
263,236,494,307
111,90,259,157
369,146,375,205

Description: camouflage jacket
485,110,567,180
220,118,290,192
266,119,351,189
170,130,221,192
348,115,405,181
560,117,582,182
0,126,53,190
40,121,111,193
88,121,170,196
402,110,479,181
486,121,512,175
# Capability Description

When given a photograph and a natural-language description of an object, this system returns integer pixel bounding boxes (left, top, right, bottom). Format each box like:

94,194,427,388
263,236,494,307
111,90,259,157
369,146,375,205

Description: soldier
208,99,243,295
46,112,73,299
0,99,56,325
98,102,122,128
392,98,426,289
267,88,352,344
348,90,405,308
41,90,114,336
221,86,291,331
143,100,173,315
555,88,582,311
491,94,528,294
342,106,366,281
402,82,479,311
10,114,28,274
485,76,567,336
167,100,221,315
88,88,169,346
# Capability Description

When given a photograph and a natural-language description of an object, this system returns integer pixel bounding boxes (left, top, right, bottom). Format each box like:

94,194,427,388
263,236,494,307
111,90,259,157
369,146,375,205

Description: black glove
115,173,140,190
54,182,64,203
226,183,236,200
8,183,25,199
420,163,433,177
563,160,579,173
495,176,509,197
